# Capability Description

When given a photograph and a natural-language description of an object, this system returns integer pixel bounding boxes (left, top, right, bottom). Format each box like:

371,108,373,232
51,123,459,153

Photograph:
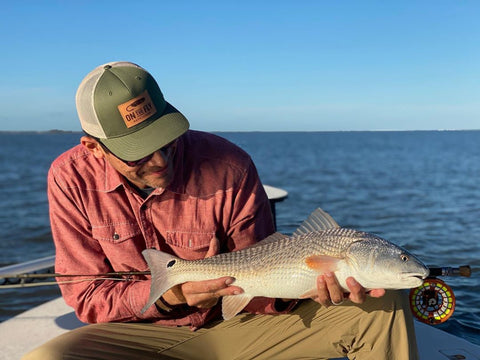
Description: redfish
142,208,429,319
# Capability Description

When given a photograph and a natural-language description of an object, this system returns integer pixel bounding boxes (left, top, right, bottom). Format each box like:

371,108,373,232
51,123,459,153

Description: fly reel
409,266,470,325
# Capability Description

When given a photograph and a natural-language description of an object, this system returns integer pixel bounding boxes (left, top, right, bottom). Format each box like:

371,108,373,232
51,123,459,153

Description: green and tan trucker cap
76,61,190,161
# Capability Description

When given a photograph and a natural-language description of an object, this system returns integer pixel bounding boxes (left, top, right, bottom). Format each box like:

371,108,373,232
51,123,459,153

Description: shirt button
113,233,120,240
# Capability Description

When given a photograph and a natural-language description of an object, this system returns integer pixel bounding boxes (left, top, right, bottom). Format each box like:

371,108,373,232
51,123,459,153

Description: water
1,131,479,345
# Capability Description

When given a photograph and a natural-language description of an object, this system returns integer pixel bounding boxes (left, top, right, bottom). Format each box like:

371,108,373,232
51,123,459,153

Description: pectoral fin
300,255,342,299
305,255,340,272
222,294,254,320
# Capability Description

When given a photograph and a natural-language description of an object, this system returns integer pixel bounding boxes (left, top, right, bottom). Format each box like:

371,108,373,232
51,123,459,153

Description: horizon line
1,128,480,134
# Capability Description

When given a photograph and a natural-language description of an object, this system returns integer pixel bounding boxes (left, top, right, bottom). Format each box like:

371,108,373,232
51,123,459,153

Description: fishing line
0,277,145,289
0,271,150,279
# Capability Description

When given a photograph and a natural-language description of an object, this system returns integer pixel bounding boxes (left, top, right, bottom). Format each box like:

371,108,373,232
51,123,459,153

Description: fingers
163,236,242,310
181,276,244,308
315,272,345,307
205,235,220,258
345,278,386,303
314,274,386,307
368,288,386,298
345,277,365,304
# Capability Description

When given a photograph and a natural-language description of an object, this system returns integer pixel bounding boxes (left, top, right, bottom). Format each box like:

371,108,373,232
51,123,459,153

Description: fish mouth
410,275,427,286
409,272,429,279
400,271,429,286
411,274,427,282
402,266,430,280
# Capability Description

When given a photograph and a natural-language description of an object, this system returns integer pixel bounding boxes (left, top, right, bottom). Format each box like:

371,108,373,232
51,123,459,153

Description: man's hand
162,276,243,309
157,236,244,309
313,272,386,307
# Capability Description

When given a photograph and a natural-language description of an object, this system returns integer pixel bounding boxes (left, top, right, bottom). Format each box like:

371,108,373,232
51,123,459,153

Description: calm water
1,131,479,345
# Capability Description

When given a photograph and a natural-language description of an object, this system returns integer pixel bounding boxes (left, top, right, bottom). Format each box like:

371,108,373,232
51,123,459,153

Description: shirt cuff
129,280,159,319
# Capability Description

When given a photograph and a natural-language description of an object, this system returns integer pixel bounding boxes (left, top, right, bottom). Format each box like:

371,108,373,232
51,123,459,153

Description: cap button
104,65,112,70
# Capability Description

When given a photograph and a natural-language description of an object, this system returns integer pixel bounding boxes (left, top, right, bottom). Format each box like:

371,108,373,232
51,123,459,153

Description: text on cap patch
117,90,157,128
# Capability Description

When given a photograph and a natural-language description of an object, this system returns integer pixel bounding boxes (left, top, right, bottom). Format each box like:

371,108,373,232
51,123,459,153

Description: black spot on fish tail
167,260,176,268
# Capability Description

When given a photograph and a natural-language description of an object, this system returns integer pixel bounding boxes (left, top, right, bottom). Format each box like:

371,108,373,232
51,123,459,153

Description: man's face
83,136,178,189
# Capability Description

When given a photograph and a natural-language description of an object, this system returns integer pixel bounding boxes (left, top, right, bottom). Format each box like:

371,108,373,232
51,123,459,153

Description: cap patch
117,90,157,128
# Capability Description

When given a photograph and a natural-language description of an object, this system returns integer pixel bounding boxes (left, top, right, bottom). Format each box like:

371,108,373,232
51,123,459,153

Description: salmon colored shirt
48,130,288,329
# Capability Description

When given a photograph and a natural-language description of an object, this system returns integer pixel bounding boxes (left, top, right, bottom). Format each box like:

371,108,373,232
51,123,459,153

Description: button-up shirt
48,130,287,329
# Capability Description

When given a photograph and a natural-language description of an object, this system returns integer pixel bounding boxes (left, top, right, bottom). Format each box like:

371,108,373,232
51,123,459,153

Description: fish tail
141,249,182,314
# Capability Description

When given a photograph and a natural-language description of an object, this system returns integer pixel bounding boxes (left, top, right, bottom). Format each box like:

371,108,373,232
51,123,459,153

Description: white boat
1,186,479,360
1,296,479,360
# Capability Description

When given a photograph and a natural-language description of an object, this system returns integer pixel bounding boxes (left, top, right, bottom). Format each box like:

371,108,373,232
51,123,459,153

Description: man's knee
22,341,66,360
21,328,86,360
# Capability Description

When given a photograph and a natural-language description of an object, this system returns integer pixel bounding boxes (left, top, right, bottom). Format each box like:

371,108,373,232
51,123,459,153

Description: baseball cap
76,61,190,161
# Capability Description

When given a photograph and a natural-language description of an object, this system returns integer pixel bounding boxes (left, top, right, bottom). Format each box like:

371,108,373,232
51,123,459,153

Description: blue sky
1,1,479,131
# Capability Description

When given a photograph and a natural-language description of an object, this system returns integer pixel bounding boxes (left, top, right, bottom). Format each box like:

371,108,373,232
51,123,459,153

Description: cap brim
101,103,189,161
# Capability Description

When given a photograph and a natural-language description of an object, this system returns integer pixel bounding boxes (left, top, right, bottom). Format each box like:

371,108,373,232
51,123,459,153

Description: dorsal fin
293,208,340,236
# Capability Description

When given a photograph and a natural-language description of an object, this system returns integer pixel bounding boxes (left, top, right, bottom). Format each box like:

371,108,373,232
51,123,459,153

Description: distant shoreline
1,129,480,134
0,130,82,134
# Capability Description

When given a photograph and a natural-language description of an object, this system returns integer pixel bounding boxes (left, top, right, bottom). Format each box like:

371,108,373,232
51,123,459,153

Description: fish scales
146,229,389,300
141,208,429,320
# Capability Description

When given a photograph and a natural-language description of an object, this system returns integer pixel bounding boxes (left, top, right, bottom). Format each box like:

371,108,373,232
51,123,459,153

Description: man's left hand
313,272,386,307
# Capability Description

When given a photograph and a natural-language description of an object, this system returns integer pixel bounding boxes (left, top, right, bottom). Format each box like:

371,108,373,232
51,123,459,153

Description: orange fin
305,255,340,272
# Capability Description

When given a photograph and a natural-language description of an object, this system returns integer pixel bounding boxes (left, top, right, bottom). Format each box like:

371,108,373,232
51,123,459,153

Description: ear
81,136,105,159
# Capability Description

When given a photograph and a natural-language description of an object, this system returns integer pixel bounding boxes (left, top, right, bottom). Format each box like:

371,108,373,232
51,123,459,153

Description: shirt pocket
92,222,142,243
91,222,145,270
166,230,215,259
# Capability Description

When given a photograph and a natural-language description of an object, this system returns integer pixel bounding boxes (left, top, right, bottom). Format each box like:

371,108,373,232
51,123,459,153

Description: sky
1,1,479,132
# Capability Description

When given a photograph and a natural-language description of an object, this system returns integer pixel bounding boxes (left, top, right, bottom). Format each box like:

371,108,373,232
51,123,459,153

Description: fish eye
400,254,409,262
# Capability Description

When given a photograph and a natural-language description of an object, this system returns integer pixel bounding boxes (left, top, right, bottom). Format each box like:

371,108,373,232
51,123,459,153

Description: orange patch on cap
117,90,157,128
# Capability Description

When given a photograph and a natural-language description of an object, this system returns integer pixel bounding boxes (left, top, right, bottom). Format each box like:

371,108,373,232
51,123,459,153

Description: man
24,62,418,359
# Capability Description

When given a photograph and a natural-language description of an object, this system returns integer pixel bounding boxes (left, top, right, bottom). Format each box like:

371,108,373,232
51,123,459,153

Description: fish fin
222,294,254,320
141,249,181,314
293,208,340,236
299,288,318,299
305,255,340,272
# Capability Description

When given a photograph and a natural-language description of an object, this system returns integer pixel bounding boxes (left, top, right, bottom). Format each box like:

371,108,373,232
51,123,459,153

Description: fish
141,208,429,320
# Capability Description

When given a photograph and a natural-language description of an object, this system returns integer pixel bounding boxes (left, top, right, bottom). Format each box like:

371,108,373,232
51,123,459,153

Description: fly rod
1,265,471,281
0,266,471,289
1,271,151,279
0,271,151,289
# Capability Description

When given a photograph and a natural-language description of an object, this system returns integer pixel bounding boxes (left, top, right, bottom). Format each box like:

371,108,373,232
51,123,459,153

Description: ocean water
0,131,479,346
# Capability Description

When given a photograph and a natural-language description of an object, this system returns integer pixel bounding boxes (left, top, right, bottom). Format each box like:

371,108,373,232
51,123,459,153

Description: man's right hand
156,235,244,309
161,277,244,309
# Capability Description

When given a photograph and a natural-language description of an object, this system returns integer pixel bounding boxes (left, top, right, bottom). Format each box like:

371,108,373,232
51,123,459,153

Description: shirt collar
103,160,128,192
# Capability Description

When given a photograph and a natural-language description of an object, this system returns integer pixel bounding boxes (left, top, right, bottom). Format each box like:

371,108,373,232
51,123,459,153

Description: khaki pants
23,291,418,360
